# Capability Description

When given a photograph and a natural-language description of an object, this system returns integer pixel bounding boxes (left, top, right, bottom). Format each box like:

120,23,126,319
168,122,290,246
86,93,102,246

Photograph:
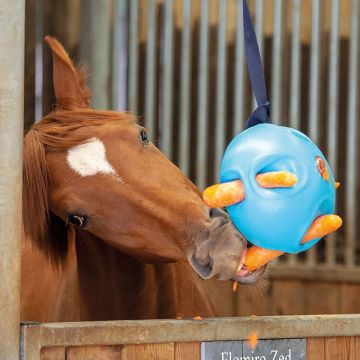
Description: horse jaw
187,208,266,285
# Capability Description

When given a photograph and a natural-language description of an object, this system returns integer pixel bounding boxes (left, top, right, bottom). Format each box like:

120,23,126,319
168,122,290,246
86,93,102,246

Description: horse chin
187,208,265,285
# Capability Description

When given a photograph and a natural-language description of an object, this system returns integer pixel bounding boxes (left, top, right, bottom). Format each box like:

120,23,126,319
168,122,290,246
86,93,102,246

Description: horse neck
74,231,216,320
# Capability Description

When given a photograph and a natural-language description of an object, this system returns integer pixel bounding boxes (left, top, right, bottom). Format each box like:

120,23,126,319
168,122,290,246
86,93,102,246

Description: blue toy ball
220,123,336,254
208,0,341,258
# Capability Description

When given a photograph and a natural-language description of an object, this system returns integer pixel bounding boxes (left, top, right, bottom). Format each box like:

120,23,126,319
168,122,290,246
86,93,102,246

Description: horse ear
44,36,91,110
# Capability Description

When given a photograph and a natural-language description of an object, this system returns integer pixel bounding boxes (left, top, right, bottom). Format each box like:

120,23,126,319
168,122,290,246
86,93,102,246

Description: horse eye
140,129,149,144
67,214,87,228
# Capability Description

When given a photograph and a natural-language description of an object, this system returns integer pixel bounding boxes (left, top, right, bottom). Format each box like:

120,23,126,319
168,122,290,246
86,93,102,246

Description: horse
20,37,266,322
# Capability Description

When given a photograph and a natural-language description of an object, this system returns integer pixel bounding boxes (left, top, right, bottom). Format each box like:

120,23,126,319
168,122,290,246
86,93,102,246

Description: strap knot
246,101,271,128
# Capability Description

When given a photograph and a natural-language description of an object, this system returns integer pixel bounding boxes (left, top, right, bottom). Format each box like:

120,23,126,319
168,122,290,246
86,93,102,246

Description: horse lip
235,247,247,274
233,265,266,285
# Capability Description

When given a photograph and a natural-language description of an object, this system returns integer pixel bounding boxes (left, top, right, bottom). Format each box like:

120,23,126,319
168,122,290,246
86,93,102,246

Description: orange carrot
203,180,245,208
232,281,239,292
301,214,342,244
256,171,298,188
244,246,284,273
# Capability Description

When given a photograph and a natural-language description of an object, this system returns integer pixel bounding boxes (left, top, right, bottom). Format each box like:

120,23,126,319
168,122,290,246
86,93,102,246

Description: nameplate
201,339,306,360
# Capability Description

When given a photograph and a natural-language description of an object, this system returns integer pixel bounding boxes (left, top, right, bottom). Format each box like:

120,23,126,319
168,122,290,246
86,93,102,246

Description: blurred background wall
24,0,360,316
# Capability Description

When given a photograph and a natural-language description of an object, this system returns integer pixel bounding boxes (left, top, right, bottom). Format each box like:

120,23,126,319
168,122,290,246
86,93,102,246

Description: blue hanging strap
243,0,271,128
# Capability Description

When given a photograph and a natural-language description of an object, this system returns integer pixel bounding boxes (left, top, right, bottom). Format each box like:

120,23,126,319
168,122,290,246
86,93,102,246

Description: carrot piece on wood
203,180,245,208
244,246,284,273
256,171,298,188
301,214,342,244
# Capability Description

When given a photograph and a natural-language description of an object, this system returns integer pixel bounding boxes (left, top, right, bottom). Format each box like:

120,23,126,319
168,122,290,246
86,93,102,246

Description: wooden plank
0,2,25,359
66,345,123,360
122,343,174,360
340,283,360,313
235,286,272,316
307,338,325,360
174,342,200,360
348,337,360,358
20,322,41,360
325,337,349,360
20,315,360,347
271,280,306,315
306,282,340,314
271,265,360,283
205,279,237,317
40,347,65,360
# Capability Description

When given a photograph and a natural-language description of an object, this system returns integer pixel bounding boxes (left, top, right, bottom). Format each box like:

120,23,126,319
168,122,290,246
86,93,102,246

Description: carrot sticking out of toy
244,247,284,273
256,171,298,188
301,214,342,244
243,214,343,272
203,180,245,208
203,171,297,208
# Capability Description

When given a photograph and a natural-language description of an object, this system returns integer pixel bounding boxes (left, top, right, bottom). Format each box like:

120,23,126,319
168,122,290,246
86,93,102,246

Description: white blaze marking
67,138,117,177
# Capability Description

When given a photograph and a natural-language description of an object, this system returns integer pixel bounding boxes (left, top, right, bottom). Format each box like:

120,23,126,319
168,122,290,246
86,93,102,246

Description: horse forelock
23,109,136,265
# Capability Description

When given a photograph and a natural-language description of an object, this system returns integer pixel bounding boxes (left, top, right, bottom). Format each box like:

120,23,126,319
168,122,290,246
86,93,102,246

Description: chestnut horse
21,37,265,322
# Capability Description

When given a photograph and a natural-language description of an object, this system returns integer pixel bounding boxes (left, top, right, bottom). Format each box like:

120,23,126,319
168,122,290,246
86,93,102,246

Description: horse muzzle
187,208,266,285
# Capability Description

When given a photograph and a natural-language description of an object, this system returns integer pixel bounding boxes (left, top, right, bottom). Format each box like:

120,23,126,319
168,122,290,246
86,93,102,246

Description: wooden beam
20,315,360,351
0,0,25,359
271,264,360,283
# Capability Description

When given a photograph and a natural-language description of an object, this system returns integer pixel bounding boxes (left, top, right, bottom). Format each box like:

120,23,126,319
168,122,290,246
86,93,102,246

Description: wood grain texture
233,278,360,316
306,282,340,314
175,342,200,360
348,337,360,359
205,279,237,316
21,315,360,347
343,337,360,359
122,343,174,360
307,338,325,360
271,280,306,315
236,286,272,316
66,345,123,360
325,337,350,360
40,347,65,360
340,283,360,313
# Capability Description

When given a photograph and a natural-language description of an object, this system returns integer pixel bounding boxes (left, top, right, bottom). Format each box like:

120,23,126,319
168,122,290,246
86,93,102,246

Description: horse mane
23,109,136,265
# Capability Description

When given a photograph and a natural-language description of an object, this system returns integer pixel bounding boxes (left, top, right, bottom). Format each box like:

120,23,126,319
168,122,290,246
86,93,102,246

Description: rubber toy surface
220,123,336,254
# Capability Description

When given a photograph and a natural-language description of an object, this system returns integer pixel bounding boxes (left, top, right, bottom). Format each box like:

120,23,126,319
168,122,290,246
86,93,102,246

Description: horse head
23,37,265,286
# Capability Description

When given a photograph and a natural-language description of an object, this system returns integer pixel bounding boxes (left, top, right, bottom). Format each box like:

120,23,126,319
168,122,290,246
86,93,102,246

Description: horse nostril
209,207,230,220
188,254,214,279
